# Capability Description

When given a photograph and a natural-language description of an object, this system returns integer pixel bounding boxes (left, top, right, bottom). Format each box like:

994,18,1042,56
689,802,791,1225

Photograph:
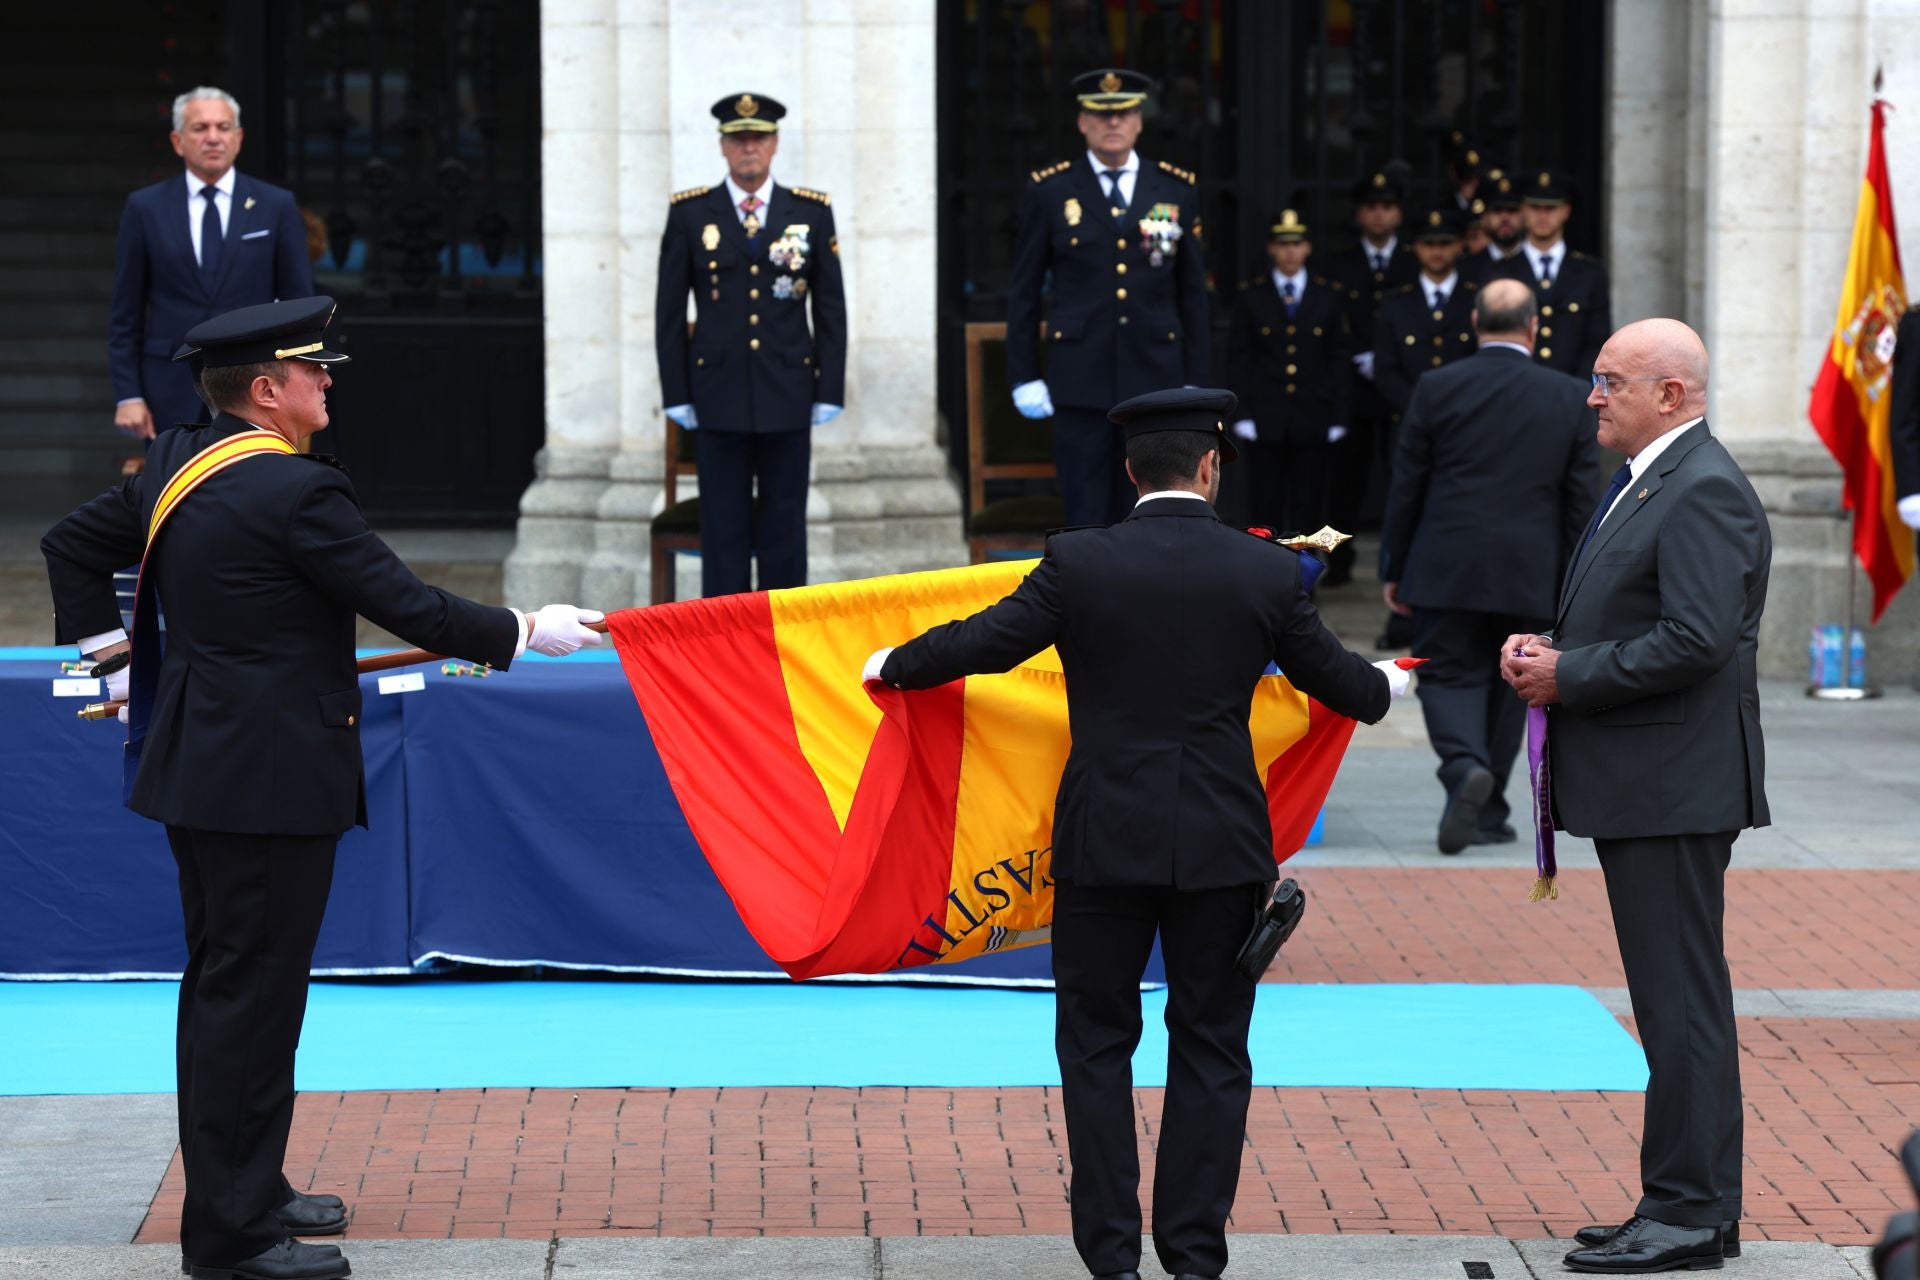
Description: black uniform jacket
1493,249,1612,377
1890,309,1920,503
881,498,1388,889
1378,346,1597,615
42,415,520,836
1548,421,1771,839
655,180,847,433
1226,273,1354,447
1373,278,1480,416
1005,157,1211,412
1323,241,1421,316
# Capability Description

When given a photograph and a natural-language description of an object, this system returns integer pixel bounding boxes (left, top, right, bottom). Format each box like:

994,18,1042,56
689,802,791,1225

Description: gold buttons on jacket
696,357,705,367
750,264,760,275
1458,332,1470,342
1540,326,1552,338
1431,309,1444,321
1071,236,1079,247
1116,287,1128,299
347,714,357,726
1568,302,1581,312
1286,324,1296,335
708,260,718,269
1432,335,1444,346
1312,326,1323,336
1286,383,1296,393
1260,326,1271,336
1116,263,1128,275
749,288,760,300
750,338,761,350
1286,344,1297,354
1430,356,1443,367
1541,304,1554,317
1118,315,1129,325
749,314,760,325
1540,347,1553,359
1404,335,1415,346
1116,238,1127,249
1167,331,1176,340
1053,331,1063,340
1286,363,1297,375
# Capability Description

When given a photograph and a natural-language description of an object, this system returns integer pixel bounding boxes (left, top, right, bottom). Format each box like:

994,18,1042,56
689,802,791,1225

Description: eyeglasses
1589,373,1670,399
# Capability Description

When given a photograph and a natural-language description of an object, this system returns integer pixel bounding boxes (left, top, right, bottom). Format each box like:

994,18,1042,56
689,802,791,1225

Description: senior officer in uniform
42,297,602,1280
1493,169,1611,376
656,92,847,598
1006,69,1211,527
864,389,1409,1280
1225,209,1353,535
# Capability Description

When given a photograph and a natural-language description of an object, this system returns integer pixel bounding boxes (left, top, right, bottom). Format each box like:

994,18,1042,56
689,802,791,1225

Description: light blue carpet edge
0,981,1647,1096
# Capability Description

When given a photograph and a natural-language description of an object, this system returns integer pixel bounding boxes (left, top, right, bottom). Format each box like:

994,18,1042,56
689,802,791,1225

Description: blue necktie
1281,280,1297,318
198,186,223,283
1569,462,1633,573
1103,168,1128,211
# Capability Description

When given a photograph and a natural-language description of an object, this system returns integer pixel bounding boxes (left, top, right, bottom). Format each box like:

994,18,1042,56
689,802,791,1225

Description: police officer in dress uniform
1225,209,1353,536
863,388,1409,1280
1005,69,1212,527
41,297,602,1280
1320,171,1420,586
1460,169,1524,285
656,92,848,598
1492,169,1612,377
1373,205,1480,418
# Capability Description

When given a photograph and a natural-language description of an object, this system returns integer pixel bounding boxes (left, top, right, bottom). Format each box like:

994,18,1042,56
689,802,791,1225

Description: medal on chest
1139,203,1182,267
768,224,811,274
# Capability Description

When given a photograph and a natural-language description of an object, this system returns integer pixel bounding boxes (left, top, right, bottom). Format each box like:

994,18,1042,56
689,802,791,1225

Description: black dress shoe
1575,1218,1739,1258
1437,766,1494,854
274,1192,347,1235
1470,822,1517,846
1091,1272,1141,1280
291,1189,345,1212
1562,1216,1722,1272
190,1238,350,1279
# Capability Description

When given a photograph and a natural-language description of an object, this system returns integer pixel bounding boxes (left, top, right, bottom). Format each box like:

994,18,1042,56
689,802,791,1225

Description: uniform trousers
167,826,338,1266
1050,407,1135,528
1597,831,1743,1228
1410,607,1545,831
1243,440,1332,537
694,426,811,597
1050,878,1266,1279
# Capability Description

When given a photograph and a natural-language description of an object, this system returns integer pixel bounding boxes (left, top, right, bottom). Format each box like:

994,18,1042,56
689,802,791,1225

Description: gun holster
1234,878,1306,982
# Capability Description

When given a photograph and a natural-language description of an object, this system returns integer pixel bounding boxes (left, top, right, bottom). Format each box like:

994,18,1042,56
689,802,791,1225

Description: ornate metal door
231,0,544,526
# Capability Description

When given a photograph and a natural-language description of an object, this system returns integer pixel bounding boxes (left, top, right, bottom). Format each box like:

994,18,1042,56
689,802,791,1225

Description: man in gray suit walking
1503,318,1770,1275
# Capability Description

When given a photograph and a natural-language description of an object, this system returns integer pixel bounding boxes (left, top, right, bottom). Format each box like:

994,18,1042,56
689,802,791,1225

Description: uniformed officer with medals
1005,69,1212,527
42,297,602,1280
1225,208,1354,537
1490,168,1612,376
655,92,848,598
1373,204,1480,417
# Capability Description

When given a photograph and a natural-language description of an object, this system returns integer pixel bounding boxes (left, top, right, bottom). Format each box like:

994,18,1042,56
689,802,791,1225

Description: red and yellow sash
145,428,296,554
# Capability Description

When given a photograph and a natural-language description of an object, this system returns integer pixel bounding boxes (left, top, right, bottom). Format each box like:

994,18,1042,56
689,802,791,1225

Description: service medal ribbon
1139,203,1182,268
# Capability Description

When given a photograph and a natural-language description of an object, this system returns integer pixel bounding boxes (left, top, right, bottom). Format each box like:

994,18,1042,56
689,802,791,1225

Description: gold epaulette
1029,160,1072,183
1570,249,1593,261
790,186,831,205
1157,160,1197,185
670,185,711,205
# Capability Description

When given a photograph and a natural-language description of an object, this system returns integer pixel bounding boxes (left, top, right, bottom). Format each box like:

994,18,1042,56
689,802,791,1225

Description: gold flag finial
1279,526,1353,554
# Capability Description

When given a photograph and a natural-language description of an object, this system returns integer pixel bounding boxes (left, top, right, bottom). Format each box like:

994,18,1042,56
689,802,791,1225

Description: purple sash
1525,705,1558,901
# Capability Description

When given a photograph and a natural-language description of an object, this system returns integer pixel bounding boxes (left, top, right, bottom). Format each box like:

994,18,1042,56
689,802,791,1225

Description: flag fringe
1527,875,1559,903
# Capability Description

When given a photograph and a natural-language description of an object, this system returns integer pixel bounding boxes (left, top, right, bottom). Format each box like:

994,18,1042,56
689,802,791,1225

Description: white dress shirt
1421,271,1459,310
724,174,774,225
1362,235,1399,270
1271,267,1308,300
1522,239,1565,284
1599,416,1705,525
1135,489,1209,507
186,167,236,266
1480,340,1532,357
1087,150,1139,208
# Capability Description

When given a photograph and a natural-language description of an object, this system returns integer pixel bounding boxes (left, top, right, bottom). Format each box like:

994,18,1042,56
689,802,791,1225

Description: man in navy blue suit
108,87,314,441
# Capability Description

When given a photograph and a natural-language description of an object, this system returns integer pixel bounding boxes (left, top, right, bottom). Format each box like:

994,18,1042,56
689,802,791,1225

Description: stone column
503,0,619,605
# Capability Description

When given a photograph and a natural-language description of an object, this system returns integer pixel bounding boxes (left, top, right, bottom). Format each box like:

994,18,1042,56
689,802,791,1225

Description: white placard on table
52,678,102,697
377,672,427,695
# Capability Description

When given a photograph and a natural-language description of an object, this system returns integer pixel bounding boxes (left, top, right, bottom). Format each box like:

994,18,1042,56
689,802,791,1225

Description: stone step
0,368,116,408
0,268,113,300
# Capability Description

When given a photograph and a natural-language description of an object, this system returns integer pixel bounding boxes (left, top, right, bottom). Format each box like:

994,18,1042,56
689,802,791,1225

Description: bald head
1588,318,1710,455
1473,278,1537,341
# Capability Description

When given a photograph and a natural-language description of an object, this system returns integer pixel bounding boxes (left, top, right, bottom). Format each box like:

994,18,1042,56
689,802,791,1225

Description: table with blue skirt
1,647,1149,985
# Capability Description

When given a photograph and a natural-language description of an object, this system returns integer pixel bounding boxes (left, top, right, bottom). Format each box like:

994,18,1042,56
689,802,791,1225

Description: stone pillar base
502,446,613,605
1736,439,1920,688
579,447,667,609
803,443,968,585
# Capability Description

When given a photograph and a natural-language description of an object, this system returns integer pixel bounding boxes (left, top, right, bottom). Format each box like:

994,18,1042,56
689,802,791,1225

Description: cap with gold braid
1072,67,1152,112
171,295,351,369
1267,208,1310,243
712,91,786,134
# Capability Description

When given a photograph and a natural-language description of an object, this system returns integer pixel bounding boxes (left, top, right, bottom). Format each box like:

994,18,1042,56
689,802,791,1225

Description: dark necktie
1569,462,1633,573
198,185,223,282
1538,255,1555,287
1372,252,1387,272
1102,168,1127,211
1430,288,1448,311
1281,280,1297,317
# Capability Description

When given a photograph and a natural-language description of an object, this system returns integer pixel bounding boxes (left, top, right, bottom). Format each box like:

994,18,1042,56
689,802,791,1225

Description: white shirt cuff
115,398,146,407
78,628,130,655
509,608,528,659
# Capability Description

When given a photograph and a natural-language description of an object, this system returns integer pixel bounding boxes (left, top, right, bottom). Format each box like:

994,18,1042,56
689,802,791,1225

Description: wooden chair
964,321,1062,563
649,416,701,603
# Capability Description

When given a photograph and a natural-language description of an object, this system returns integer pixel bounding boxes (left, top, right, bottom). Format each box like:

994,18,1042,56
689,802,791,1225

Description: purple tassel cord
1525,704,1558,901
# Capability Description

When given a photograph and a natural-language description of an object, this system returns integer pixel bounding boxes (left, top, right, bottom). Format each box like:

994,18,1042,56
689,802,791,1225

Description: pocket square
240,228,271,240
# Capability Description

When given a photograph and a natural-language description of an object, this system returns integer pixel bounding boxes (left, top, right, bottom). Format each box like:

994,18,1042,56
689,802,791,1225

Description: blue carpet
0,981,1645,1095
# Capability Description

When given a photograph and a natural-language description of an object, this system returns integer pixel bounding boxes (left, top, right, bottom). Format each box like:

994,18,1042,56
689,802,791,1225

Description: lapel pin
1636,487,1649,500
244,196,256,210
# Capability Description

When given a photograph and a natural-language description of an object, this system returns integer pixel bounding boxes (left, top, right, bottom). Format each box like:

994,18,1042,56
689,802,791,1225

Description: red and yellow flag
606,561,1361,980
1810,97,1913,619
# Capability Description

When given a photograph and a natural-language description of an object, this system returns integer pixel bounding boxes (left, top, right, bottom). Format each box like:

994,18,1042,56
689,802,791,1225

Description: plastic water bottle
1821,625,1845,688
1849,628,1867,689
1809,627,1826,686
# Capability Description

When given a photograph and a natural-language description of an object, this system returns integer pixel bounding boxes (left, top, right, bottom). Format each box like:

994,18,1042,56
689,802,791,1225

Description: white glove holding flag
665,404,699,430
862,647,894,685
1012,380,1055,420
1899,494,1920,530
1373,658,1414,699
103,665,129,704
521,605,606,657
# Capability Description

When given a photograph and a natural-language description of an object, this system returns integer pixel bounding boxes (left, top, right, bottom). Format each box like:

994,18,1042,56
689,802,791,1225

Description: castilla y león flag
606,561,1362,980
1809,96,1913,620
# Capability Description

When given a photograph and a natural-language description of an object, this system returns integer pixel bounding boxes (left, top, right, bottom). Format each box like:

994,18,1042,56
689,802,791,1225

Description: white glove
1352,351,1376,381
525,605,606,657
103,665,129,704
1012,380,1055,419
1328,424,1348,444
665,404,699,430
862,647,893,685
1373,658,1413,699
810,403,844,426
118,705,129,724
1899,493,1920,530
1231,419,1258,442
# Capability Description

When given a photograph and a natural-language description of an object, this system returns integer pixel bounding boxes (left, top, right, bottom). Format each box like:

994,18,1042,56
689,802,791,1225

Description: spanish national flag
606,561,1361,980
1809,96,1913,619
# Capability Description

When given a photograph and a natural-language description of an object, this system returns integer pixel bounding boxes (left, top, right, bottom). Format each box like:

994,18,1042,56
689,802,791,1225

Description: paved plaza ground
2,527,1916,1276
